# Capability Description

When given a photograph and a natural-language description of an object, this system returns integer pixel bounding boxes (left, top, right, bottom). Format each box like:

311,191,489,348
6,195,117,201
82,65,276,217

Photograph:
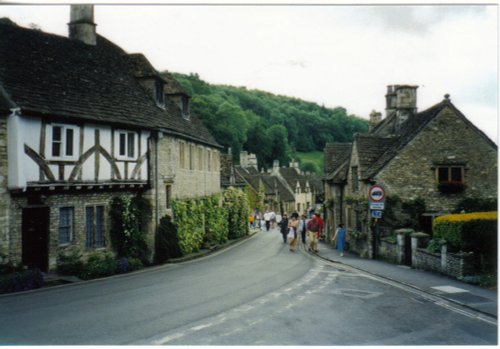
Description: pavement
311,238,498,319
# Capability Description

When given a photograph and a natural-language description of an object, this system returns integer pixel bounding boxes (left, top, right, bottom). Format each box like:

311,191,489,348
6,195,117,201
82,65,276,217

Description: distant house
323,85,497,245
0,5,221,271
222,151,323,215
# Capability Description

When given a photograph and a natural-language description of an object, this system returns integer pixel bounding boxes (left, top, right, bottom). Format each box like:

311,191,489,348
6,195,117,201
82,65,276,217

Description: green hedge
223,187,250,239
171,189,247,255
433,212,497,272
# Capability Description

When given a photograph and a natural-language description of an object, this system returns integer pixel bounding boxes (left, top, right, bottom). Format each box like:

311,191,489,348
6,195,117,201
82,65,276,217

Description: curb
166,229,259,264
310,246,497,320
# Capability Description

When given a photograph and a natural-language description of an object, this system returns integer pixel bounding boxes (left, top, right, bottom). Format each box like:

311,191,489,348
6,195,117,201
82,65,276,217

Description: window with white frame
59,207,74,245
115,130,137,160
49,124,78,160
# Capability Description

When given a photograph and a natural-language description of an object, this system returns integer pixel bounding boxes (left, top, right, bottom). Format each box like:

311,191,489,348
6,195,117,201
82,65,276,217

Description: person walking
315,212,324,241
280,213,289,243
298,213,307,245
306,214,320,252
288,212,299,251
332,223,347,257
264,210,271,231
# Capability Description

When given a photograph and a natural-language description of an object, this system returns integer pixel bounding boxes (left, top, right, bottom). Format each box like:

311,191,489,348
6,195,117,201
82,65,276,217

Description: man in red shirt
315,212,324,241
306,213,321,252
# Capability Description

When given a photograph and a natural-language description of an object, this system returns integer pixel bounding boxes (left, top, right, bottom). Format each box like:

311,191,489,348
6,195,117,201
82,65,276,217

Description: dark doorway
22,207,50,272
404,234,412,266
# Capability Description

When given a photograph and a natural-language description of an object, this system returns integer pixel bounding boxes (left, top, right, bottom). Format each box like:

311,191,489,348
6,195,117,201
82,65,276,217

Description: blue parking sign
371,210,383,218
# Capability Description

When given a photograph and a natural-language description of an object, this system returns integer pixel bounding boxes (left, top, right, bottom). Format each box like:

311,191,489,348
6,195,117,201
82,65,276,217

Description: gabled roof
0,21,219,148
364,98,497,179
323,142,352,183
260,174,295,202
278,167,303,188
355,134,399,180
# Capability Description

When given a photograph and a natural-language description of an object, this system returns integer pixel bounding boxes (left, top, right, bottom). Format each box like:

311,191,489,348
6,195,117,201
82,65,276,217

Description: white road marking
431,285,469,293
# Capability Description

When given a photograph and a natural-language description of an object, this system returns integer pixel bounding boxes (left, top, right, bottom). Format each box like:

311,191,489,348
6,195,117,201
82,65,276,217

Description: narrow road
0,228,496,345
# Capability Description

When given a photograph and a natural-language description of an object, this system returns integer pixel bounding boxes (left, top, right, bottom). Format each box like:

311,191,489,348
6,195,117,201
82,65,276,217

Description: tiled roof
0,21,219,148
323,143,352,183
355,134,399,180
364,98,497,179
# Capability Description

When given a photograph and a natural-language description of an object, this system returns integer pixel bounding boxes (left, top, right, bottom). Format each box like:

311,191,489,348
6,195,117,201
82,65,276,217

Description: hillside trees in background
172,72,368,170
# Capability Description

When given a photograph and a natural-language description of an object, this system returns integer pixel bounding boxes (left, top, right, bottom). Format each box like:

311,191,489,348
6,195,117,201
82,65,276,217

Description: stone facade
0,118,9,263
323,87,497,248
8,189,139,270
375,106,497,211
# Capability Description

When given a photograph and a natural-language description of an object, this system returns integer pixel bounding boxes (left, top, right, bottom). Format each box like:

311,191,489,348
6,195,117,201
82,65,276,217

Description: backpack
307,218,319,232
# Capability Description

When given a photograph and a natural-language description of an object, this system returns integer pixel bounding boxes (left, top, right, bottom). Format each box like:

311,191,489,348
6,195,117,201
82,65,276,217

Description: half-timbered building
0,6,221,271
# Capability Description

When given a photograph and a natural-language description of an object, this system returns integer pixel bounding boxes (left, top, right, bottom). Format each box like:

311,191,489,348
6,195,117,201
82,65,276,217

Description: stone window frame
432,162,467,194
58,207,74,245
179,141,186,169
85,204,106,249
435,165,465,184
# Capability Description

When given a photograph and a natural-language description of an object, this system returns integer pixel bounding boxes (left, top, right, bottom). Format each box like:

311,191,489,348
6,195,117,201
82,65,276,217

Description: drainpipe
155,131,161,228
7,107,27,192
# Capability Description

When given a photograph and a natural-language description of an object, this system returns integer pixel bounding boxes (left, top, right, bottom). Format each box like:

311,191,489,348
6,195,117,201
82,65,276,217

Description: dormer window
155,78,165,108
181,95,190,120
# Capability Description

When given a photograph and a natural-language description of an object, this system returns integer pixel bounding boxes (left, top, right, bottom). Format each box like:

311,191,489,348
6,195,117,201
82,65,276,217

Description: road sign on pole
368,185,385,211
368,185,385,202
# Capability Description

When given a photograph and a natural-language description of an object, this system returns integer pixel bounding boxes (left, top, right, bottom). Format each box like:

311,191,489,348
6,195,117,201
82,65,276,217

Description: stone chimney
385,84,418,131
68,4,97,45
369,110,382,131
272,160,280,174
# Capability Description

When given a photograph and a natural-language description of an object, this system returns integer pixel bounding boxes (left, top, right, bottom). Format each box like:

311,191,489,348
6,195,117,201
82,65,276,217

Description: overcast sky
1,2,498,142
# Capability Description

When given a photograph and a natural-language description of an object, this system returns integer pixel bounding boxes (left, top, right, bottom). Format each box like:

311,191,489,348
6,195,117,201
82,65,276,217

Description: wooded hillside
171,72,368,170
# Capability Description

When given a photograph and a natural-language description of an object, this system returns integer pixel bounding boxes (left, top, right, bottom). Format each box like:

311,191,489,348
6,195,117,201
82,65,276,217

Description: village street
0,228,496,345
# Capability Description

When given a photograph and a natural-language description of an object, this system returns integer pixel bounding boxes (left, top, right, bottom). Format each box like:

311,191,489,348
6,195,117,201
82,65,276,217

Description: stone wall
8,189,139,271
378,239,398,263
0,117,9,264
348,232,479,280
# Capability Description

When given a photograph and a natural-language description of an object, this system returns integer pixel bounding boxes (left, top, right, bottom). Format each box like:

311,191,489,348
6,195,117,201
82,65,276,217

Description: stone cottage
0,5,221,271
323,85,497,242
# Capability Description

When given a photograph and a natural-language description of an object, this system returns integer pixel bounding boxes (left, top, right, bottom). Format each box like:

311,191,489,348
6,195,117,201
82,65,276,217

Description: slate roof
324,96,498,183
0,21,219,148
323,143,352,183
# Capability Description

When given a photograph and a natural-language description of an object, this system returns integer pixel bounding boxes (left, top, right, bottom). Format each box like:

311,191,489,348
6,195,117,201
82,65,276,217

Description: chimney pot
68,4,97,45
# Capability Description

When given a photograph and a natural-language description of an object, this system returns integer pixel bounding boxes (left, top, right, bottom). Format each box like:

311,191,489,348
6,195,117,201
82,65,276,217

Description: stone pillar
440,243,447,271
397,233,405,264
411,232,430,267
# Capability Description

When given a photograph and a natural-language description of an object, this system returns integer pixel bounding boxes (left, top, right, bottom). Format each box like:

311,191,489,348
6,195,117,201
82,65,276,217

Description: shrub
57,249,85,276
0,268,44,294
115,257,144,274
109,194,151,263
433,211,497,272
223,187,250,239
155,215,183,263
80,252,117,280
203,194,228,245
172,199,204,255
454,197,497,213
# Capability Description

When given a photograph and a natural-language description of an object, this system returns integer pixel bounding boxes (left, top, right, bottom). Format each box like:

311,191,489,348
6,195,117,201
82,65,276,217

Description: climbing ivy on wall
109,194,151,263
171,192,233,255
203,194,229,245
223,187,250,239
